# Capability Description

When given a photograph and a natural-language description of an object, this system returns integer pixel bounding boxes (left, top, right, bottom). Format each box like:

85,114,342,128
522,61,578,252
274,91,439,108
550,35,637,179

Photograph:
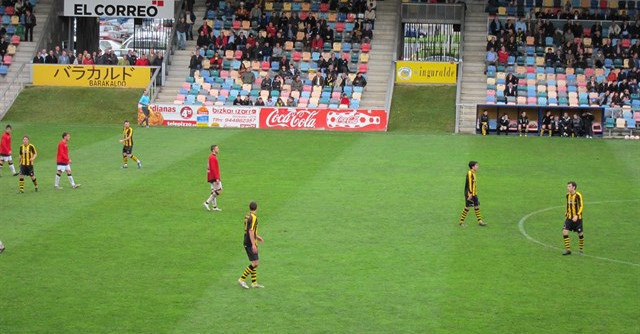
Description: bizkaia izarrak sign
259,108,388,131
64,0,174,19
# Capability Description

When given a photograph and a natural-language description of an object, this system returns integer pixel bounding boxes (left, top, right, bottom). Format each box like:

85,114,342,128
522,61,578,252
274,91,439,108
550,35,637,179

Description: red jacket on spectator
311,36,324,51
266,23,277,38
246,36,257,48
216,35,228,49
497,50,509,63
82,57,94,65
607,71,617,82
136,58,150,66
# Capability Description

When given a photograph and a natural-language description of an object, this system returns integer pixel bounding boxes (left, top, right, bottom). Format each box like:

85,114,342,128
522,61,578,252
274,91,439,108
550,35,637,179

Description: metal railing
384,0,402,120
144,66,163,103
454,6,467,134
0,64,29,119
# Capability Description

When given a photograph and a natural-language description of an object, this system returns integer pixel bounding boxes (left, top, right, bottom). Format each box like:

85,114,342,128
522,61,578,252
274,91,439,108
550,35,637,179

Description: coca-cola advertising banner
140,105,388,131
259,108,388,131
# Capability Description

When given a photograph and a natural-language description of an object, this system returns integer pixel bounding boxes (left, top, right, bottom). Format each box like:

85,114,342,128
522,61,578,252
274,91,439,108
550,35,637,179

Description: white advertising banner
141,105,259,128
64,0,175,19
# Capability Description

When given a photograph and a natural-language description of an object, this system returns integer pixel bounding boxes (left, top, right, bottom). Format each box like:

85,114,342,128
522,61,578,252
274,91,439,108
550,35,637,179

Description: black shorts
244,244,259,261
20,165,34,176
122,146,133,155
563,218,583,233
141,106,150,117
465,195,480,207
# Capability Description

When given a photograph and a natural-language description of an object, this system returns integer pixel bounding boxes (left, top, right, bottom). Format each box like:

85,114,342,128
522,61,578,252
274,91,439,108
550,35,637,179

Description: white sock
9,164,16,173
206,194,215,204
68,175,75,187
55,174,60,187
212,197,218,208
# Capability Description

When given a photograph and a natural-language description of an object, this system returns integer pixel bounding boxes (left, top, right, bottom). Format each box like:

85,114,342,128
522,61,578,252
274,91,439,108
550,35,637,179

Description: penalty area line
518,200,640,268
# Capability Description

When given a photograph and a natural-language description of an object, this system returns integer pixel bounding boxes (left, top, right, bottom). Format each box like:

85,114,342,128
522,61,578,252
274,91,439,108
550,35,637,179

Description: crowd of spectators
32,46,165,67
180,0,374,106
485,1,640,107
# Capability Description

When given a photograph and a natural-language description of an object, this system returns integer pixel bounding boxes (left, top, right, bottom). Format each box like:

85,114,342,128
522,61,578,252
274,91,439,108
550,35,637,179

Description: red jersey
207,153,220,182
0,132,10,155
57,140,69,164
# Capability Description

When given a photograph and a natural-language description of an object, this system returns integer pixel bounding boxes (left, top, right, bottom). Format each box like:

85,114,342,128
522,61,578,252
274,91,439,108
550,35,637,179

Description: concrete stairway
359,0,398,109
458,0,487,133
0,0,52,119
154,2,207,103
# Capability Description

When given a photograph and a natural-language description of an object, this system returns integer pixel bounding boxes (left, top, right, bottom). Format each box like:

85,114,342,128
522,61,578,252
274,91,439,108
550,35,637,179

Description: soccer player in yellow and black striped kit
18,135,38,193
562,181,584,255
118,121,142,169
458,161,487,227
238,201,265,289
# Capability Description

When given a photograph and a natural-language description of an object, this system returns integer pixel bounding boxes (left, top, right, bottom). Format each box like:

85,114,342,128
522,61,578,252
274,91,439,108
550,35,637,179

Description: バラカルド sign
33,64,151,88
64,0,175,19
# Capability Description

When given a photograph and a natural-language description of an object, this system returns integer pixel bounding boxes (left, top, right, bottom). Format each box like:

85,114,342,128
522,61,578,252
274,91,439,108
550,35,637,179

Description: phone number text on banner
33,64,151,88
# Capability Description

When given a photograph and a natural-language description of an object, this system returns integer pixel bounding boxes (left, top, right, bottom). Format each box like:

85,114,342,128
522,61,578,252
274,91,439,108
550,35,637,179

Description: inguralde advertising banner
395,61,458,84
64,0,175,19
140,105,388,131
33,65,151,88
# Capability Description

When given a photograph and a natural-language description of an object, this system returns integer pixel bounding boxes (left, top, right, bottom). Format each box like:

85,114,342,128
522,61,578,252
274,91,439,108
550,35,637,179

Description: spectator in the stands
126,50,138,66
362,25,373,43
338,72,351,92
197,19,211,36
609,21,621,38
259,41,272,61
233,95,243,105
210,53,222,70
24,9,35,42
265,96,275,106
241,67,255,85
261,73,272,90
58,50,70,64
365,4,376,29
311,34,324,52
497,46,509,65
485,47,497,73
45,50,57,64
489,17,502,36
82,54,94,65
287,96,296,107
254,97,265,106
176,17,188,50
311,72,324,86
135,54,150,66
272,75,283,91
340,93,350,106
275,97,285,107
197,30,210,48
353,72,367,87
271,42,283,62
291,75,303,92
504,82,517,97
0,37,7,59
32,50,43,64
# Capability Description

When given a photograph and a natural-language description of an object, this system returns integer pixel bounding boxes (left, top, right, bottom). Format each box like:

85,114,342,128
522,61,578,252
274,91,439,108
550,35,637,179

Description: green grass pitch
0,87,638,333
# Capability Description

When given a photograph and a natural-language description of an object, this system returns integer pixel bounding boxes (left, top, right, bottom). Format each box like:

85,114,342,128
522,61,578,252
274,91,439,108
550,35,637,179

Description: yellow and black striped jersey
243,212,258,246
465,170,477,197
19,144,37,166
122,127,133,146
566,192,583,219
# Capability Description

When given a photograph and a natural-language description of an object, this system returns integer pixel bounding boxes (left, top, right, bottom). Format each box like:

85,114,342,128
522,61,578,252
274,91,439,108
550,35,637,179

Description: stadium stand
166,0,377,108
0,0,38,76
482,0,640,134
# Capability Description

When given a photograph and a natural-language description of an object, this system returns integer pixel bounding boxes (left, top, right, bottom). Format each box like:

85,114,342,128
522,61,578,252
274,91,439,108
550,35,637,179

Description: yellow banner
32,64,151,88
395,61,458,84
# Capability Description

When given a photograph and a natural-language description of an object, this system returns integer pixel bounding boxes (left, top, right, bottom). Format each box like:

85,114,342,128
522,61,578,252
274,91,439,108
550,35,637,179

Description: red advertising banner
259,108,388,131
140,105,388,131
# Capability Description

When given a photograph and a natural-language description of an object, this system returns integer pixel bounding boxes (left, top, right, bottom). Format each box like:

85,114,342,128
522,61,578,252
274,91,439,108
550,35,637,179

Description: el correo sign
64,0,175,19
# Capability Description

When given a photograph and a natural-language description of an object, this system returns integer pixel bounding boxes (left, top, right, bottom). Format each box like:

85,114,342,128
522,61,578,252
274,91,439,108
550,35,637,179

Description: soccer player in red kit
54,132,80,189
203,144,222,211
0,124,19,176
